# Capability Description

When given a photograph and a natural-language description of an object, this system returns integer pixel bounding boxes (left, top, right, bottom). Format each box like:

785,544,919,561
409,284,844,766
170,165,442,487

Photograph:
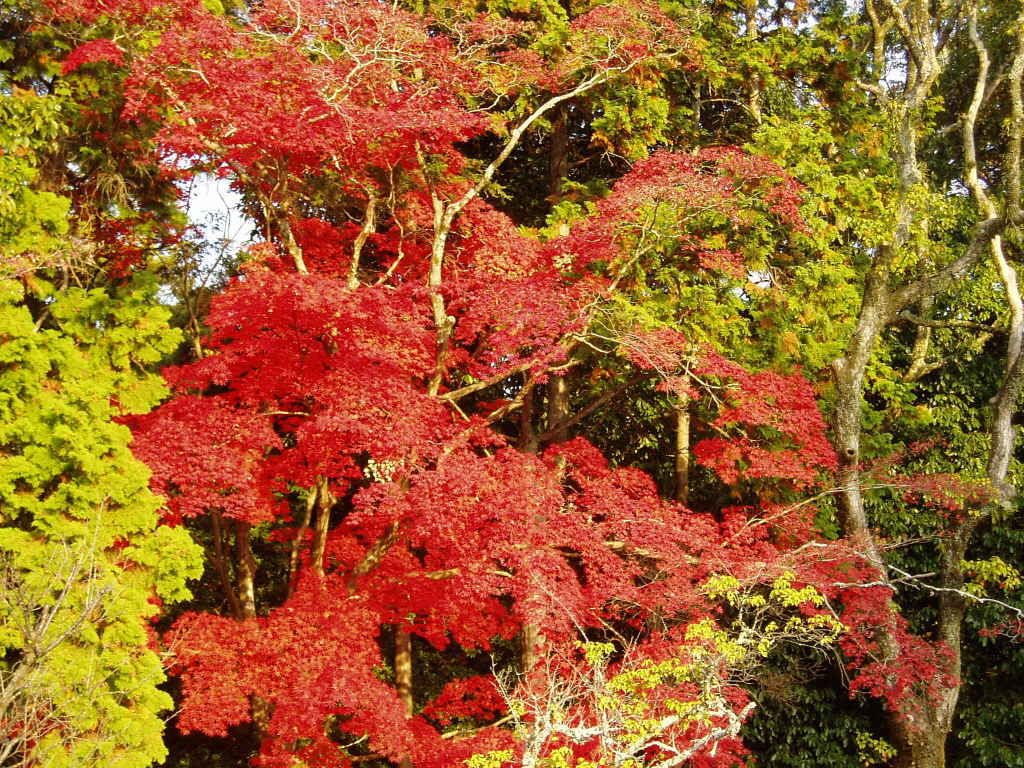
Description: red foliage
127,395,280,525
691,363,837,489
61,38,124,74
44,0,939,762
132,168,848,766
422,676,506,726
548,148,806,273
837,580,958,718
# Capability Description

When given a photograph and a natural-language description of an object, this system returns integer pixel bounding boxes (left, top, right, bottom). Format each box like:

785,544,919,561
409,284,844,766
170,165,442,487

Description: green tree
0,275,203,768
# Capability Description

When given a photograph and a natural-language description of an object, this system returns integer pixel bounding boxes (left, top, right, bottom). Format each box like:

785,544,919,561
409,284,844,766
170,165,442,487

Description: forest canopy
1,0,1024,766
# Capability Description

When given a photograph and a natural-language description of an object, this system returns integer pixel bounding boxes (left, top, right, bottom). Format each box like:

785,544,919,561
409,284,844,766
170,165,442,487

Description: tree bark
549,103,570,202
395,627,415,768
395,628,414,716
674,399,690,505
348,191,377,290
832,255,895,574
518,385,539,453
234,520,258,620
287,488,316,596
545,101,572,446
546,374,571,445
532,83,571,662
891,722,948,768
903,297,935,383
310,477,333,578
521,622,541,674
275,190,308,275
235,519,272,733
211,510,244,620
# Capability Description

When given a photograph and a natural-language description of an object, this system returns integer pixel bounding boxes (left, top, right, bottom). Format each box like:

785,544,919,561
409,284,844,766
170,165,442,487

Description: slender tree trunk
526,109,574,669
278,190,309,275
426,199,454,397
520,385,546,673
287,489,316,596
546,103,572,447
674,399,690,505
211,510,243,620
395,628,414,768
549,103,569,201
518,385,539,453
310,477,333,578
693,82,701,130
348,191,377,290
832,258,896,573
395,629,414,716
547,374,571,445
235,519,272,733
235,521,257,620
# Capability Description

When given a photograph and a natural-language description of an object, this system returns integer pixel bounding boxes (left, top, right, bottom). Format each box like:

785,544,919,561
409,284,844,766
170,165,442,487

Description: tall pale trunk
310,477,333,578
396,628,414,768
235,520,258,620
395,628,414,716
828,6,1021,760
674,399,690,505
235,520,273,733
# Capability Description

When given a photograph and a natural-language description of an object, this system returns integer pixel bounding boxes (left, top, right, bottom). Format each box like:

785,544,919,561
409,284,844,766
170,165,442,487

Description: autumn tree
15,1,885,767
11,0,1024,766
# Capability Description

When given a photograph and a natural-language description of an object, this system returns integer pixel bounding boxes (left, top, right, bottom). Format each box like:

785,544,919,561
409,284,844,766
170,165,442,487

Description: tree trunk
234,520,272,733
234,520,257,620
549,103,569,202
891,721,947,768
531,58,574,653
287,488,316,596
831,259,895,573
546,103,572,447
278,191,308,275
521,623,541,674
310,477,333,578
395,628,414,716
211,510,244,620
395,627,415,768
547,374,571,445
829,121,1015,768
674,398,690,505
903,297,934,383
518,385,539,453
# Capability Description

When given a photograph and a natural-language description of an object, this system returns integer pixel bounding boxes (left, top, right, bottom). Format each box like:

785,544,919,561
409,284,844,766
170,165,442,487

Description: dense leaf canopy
2,0,1023,766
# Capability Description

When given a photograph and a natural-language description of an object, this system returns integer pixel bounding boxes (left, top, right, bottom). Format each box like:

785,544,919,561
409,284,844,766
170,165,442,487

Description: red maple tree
44,0,965,763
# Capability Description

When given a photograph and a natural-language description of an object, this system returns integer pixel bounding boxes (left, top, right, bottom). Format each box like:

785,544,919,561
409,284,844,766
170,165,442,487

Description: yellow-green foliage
853,730,897,766
473,575,843,768
0,85,70,265
0,278,203,768
467,749,516,768
961,556,1023,597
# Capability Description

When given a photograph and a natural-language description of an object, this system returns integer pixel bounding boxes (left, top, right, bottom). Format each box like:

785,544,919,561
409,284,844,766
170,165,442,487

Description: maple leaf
61,38,125,74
